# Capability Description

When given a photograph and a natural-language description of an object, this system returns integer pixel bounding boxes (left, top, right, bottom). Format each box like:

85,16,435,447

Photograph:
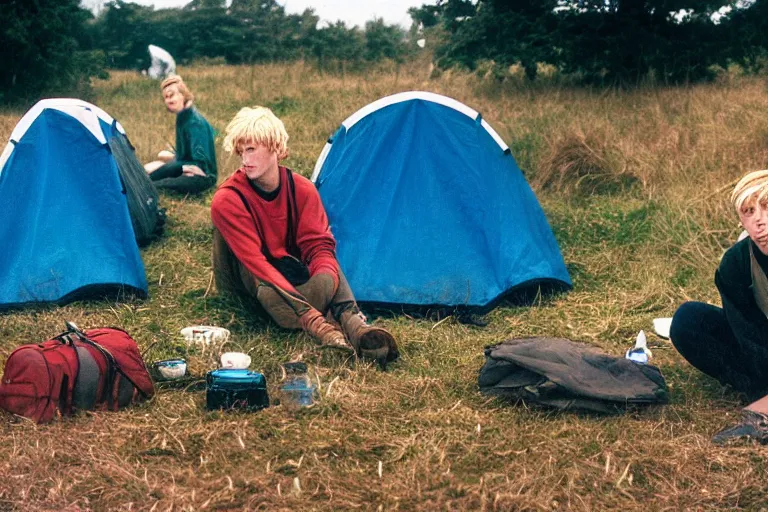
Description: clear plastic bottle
625,330,652,364
279,362,316,406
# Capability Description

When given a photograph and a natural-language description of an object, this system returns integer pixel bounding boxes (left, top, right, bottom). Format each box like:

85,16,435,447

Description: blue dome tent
311,91,571,312
0,99,149,309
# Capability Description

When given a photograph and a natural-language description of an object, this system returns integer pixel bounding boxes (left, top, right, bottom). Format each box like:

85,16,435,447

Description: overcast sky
85,0,432,28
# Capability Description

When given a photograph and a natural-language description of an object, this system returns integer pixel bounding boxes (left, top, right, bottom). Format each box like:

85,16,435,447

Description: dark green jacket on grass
151,106,217,193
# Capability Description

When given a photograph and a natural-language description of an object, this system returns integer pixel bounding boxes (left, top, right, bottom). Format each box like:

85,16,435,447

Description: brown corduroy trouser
212,228,357,329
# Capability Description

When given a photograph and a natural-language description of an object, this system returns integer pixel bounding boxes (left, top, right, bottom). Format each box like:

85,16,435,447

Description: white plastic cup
220,352,252,369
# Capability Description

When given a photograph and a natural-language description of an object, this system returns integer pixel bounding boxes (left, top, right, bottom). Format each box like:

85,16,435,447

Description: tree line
0,0,412,103
93,0,411,71
414,0,768,85
1,0,767,103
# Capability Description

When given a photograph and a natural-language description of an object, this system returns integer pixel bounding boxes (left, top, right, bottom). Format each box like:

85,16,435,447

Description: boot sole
359,328,399,362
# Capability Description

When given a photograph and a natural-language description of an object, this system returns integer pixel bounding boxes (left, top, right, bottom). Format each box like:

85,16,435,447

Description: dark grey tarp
479,337,668,413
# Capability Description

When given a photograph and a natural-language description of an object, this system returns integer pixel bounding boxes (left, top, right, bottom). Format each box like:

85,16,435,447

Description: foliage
363,19,408,63
436,0,560,81
723,0,768,72
556,0,731,84
87,0,410,73
426,0,768,85
408,4,442,28
93,1,157,70
183,0,226,9
307,21,365,71
0,0,107,103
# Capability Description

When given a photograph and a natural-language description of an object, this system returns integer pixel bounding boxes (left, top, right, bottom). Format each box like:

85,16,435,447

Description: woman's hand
182,164,207,177
157,149,175,162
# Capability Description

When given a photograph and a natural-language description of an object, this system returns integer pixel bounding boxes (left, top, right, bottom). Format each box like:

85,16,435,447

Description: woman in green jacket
144,76,217,194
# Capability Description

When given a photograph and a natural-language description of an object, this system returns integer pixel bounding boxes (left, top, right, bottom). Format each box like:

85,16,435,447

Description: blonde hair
731,170,768,211
160,75,194,103
222,106,289,160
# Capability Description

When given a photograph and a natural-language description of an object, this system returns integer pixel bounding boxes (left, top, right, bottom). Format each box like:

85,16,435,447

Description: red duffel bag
0,323,154,423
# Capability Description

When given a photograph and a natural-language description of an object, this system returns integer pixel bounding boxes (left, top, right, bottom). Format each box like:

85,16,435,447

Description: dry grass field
1,60,768,510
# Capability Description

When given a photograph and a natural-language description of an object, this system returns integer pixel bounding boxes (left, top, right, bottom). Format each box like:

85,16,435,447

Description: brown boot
299,308,354,353
339,311,399,368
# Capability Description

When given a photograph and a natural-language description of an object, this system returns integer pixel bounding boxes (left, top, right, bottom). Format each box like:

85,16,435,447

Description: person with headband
210,106,399,367
670,169,768,398
144,75,217,194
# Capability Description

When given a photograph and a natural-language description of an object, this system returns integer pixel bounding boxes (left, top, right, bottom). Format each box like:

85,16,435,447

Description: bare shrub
534,128,638,195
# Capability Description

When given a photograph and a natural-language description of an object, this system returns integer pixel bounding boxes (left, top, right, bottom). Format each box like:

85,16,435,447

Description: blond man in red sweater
211,107,398,366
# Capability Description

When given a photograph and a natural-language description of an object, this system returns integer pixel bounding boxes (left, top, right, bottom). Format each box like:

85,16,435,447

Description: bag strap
284,169,300,257
57,331,115,405
228,187,273,262
78,334,150,400
59,326,150,400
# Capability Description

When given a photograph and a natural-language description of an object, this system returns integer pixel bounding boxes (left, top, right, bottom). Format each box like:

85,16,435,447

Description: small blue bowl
153,359,187,380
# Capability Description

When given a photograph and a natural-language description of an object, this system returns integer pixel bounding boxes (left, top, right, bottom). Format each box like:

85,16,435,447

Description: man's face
739,194,768,255
239,141,278,182
163,84,185,113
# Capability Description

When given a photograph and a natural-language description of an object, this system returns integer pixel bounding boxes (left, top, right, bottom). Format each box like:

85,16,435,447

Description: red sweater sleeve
211,187,299,294
293,176,340,289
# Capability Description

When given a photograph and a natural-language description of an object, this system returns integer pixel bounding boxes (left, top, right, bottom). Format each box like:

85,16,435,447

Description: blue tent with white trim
0,99,148,308
312,91,571,312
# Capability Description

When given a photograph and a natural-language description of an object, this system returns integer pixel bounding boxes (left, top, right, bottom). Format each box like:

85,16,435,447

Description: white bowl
653,317,672,339
220,352,252,369
180,325,230,345
154,359,187,380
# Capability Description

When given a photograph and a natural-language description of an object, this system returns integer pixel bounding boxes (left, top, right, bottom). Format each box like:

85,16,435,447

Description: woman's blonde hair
222,106,289,160
160,75,194,103
731,170,768,211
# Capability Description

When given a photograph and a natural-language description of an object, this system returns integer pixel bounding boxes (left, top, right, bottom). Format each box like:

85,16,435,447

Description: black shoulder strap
284,169,300,258
226,186,274,261
225,167,301,260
